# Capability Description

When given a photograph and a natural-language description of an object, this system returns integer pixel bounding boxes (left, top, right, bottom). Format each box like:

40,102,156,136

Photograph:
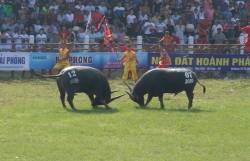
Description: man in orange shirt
58,26,71,43
197,16,211,44
158,31,176,52
158,44,172,68
92,7,103,25
52,43,71,75
158,31,175,45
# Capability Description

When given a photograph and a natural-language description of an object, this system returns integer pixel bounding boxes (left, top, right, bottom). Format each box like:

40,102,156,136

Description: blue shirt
188,18,198,27
219,2,228,12
223,11,232,19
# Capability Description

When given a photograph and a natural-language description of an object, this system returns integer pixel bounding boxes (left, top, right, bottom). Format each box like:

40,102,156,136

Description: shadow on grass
134,106,213,113
64,106,119,114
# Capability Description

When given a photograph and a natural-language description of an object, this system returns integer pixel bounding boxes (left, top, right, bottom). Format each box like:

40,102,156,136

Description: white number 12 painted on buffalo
68,70,77,78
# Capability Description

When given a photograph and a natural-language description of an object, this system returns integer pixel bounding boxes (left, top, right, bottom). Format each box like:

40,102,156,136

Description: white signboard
0,52,30,71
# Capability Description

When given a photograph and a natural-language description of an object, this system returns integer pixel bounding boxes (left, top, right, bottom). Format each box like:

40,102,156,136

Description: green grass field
0,71,250,161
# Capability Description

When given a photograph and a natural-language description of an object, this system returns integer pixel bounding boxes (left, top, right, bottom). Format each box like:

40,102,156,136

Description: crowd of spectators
0,0,249,52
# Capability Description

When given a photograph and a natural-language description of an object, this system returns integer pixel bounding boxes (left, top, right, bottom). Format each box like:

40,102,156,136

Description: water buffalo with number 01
35,66,125,110
125,68,206,109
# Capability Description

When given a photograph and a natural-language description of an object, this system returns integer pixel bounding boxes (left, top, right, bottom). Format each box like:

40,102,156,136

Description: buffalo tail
32,70,62,79
197,80,206,94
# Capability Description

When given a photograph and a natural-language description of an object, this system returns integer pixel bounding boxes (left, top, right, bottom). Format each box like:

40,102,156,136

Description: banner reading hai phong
0,52,30,70
148,53,250,71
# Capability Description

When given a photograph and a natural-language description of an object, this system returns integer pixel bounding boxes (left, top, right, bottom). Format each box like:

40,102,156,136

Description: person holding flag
157,43,172,68
118,44,139,82
241,22,250,53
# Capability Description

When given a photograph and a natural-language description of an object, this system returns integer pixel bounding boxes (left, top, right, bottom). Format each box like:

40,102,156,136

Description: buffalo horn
126,91,135,100
111,91,118,94
106,94,126,104
124,82,132,93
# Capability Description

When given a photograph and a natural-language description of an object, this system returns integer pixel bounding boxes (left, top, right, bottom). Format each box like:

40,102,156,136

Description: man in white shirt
85,2,95,12
87,27,98,43
127,10,136,24
143,17,155,35
96,27,105,39
191,2,200,12
212,19,223,36
139,11,148,21
156,18,166,34
171,12,180,25
34,20,42,33
231,14,239,26
98,1,107,15
28,0,36,14
75,1,85,12
65,9,74,23
164,14,175,26
198,7,206,20
57,11,67,24
113,2,125,18
49,1,59,14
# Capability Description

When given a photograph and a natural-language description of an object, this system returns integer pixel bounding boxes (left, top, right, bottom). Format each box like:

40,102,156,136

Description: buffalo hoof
161,106,165,109
186,107,191,110
71,107,77,111
106,106,112,110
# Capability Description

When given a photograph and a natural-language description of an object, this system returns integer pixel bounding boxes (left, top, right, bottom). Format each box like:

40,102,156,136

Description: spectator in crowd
214,28,226,44
131,18,141,38
175,19,185,44
46,27,53,41
92,7,103,25
223,6,232,20
145,27,158,44
75,1,85,12
113,2,125,18
28,26,37,38
155,18,166,36
86,1,95,12
139,10,148,21
126,9,136,37
197,16,210,44
21,29,29,48
13,29,23,51
143,17,155,36
221,18,230,38
214,6,223,20
36,28,47,50
212,19,223,36
4,28,12,51
117,27,126,44
49,1,59,14
34,19,42,33
58,25,70,43
98,1,107,15
234,20,242,38
87,27,98,43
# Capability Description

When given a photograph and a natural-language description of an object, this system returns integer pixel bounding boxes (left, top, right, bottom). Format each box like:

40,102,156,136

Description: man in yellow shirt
118,45,138,82
52,43,71,75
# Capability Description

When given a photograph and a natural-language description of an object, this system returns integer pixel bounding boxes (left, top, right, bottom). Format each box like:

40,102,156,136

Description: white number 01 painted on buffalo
184,72,193,84
68,70,77,78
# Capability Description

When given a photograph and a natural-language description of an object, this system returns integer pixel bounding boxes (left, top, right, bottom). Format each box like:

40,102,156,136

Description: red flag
96,16,105,31
103,17,114,52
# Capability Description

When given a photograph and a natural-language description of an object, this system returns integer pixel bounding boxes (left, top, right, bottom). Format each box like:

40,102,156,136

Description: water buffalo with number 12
125,68,206,109
35,66,124,110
